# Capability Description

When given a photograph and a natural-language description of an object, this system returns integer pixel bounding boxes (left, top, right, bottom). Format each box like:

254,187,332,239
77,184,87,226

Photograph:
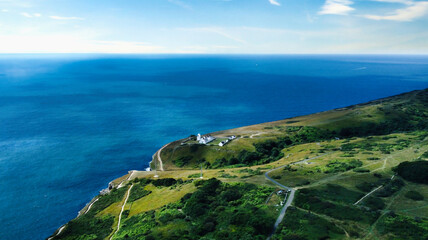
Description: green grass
53,89,428,240
272,207,345,240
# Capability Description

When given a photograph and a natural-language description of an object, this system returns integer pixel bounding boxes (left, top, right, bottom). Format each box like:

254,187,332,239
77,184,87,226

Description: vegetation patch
395,161,428,184
361,196,385,211
272,207,345,240
323,159,363,173
111,179,276,240
128,185,152,202
377,214,428,240
375,178,405,198
295,188,378,224
218,173,238,178
173,156,192,167
53,187,129,240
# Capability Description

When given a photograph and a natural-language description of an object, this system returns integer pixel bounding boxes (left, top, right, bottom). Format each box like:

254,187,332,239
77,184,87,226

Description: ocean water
0,54,427,240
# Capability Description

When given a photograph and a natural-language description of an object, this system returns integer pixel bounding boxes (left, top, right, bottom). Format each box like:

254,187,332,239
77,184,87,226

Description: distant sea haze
0,54,427,240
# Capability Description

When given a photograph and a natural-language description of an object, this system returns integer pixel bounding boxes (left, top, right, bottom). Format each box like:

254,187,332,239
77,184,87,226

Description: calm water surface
0,55,427,240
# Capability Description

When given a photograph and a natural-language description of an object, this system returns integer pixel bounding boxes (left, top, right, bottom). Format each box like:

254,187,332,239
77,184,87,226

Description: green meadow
51,89,428,240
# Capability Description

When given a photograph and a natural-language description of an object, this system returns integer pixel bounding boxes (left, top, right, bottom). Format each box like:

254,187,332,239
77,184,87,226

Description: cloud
49,15,84,20
269,0,281,6
364,1,428,21
318,0,354,15
20,12,41,18
370,0,412,5
1,9,9,12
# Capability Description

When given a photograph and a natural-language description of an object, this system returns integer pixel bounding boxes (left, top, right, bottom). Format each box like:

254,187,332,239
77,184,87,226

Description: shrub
363,197,385,210
353,168,370,173
152,178,177,187
376,179,405,198
394,161,428,184
173,156,192,167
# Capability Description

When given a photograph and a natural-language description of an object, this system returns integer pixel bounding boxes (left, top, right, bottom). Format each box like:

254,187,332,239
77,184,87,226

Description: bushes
295,189,378,224
394,161,428,184
375,179,405,198
405,191,424,201
324,159,363,173
181,179,275,239
273,208,345,240
128,187,151,202
363,197,385,211
152,178,177,187
113,211,157,239
353,168,370,173
56,215,114,240
378,214,428,240
173,156,192,167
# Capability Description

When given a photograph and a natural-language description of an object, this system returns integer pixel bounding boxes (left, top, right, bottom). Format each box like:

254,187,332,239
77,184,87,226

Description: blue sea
0,54,427,240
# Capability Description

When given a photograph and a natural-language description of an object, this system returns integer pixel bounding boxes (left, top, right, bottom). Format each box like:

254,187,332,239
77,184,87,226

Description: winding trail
155,143,170,171
83,198,99,215
354,185,383,205
118,170,135,188
265,154,328,239
109,184,133,240
47,225,66,240
250,133,262,138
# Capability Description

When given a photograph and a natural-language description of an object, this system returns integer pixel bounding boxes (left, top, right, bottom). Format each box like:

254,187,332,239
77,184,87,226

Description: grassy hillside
156,89,428,171
50,89,428,240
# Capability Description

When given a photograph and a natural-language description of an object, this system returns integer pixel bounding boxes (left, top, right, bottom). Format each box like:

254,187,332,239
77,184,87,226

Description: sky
0,0,428,54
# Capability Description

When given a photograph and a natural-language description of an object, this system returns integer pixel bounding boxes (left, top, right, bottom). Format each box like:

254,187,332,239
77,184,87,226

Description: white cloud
20,12,32,18
364,1,428,21
370,0,413,5
20,12,41,18
319,0,354,15
269,0,281,6
49,15,84,20
1,9,9,12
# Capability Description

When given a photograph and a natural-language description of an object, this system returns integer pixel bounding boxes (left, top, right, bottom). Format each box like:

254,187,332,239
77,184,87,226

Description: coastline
48,88,428,239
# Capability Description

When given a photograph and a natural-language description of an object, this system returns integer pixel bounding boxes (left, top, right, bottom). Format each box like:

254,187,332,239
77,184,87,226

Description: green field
50,89,428,240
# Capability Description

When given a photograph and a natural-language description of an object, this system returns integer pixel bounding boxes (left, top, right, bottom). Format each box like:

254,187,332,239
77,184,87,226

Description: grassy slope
50,89,428,240
157,89,428,170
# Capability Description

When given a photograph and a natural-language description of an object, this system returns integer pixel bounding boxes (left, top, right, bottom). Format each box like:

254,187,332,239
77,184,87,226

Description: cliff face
50,89,428,240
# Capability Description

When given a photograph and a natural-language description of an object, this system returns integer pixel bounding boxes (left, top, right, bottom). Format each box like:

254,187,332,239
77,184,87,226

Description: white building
198,134,215,144
219,139,230,147
228,135,237,140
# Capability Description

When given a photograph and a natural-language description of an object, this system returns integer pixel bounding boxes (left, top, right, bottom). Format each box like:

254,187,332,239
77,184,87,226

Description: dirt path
155,143,169,171
109,184,134,240
118,170,135,188
83,198,99,215
250,133,262,138
296,207,350,238
47,225,66,240
354,185,383,205
265,154,329,239
363,188,403,239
